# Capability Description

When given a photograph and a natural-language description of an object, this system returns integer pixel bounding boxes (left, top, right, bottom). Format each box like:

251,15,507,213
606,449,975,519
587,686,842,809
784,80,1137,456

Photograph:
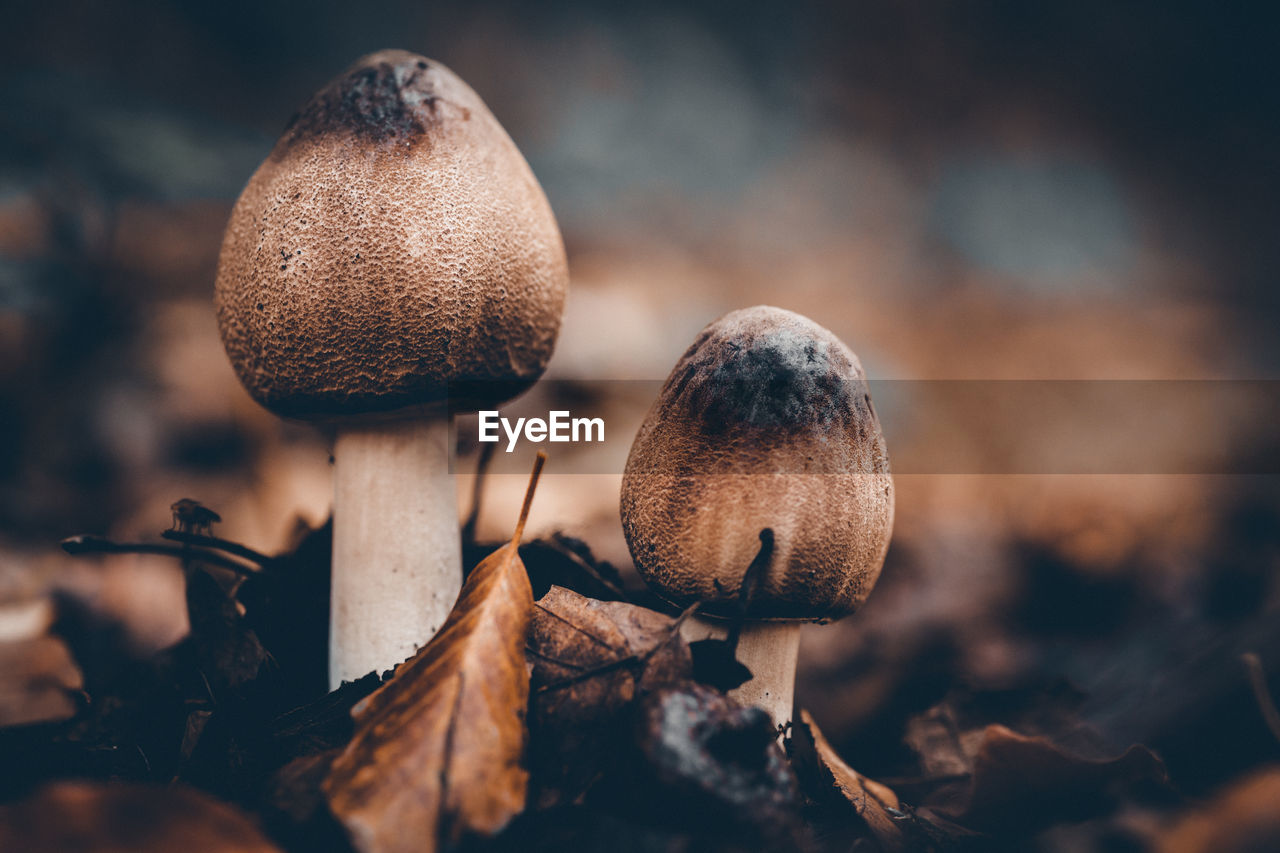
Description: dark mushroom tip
276,50,461,153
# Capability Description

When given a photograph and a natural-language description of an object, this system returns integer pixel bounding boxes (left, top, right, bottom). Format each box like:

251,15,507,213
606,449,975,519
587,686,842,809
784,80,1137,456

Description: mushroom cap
620,306,894,621
215,50,568,419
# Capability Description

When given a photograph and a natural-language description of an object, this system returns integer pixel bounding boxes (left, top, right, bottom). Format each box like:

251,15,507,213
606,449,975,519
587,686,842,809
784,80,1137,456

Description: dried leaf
266,672,381,763
0,634,82,728
903,701,975,781
901,692,1171,837
949,724,1167,834
0,781,282,852
790,709,907,852
527,585,692,805
262,749,349,851
1159,766,1280,853
323,541,533,852
268,749,338,825
184,567,271,693
324,455,545,853
530,585,691,694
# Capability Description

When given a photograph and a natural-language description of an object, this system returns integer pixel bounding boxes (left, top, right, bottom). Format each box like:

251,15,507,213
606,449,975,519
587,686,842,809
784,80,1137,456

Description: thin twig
669,600,702,633
61,535,260,576
544,533,629,600
510,452,546,548
161,529,276,567
531,651,645,693
461,440,497,546
1243,651,1280,744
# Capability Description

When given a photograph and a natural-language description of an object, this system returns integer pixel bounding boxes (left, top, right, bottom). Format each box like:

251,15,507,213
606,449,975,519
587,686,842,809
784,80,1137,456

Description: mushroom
620,306,893,727
215,50,568,688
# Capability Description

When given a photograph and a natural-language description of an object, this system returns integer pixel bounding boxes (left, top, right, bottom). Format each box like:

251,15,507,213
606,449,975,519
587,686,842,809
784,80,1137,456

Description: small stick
61,535,259,576
680,529,797,729
461,440,498,546
1243,652,1280,744
725,529,775,655
544,534,629,600
510,452,547,548
161,529,276,567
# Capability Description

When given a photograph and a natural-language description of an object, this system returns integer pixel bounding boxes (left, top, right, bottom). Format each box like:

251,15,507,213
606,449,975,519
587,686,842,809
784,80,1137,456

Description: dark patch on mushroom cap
672,318,863,435
621,306,894,621
276,50,455,152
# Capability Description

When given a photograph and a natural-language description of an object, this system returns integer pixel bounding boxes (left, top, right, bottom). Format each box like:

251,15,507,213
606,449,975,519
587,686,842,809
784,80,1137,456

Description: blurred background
2,0,1279,846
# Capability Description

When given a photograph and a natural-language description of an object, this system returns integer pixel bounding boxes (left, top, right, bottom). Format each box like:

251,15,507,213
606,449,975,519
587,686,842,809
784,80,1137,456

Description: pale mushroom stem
679,615,802,730
330,417,461,688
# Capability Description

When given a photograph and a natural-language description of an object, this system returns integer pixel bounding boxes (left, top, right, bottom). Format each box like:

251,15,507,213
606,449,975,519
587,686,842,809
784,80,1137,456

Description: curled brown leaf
950,724,1167,834
527,585,692,806
789,709,907,852
324,540,533,853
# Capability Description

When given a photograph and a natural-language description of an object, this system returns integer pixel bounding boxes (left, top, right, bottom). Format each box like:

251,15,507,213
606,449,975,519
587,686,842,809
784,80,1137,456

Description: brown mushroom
620,306,893,727
215,50,568,687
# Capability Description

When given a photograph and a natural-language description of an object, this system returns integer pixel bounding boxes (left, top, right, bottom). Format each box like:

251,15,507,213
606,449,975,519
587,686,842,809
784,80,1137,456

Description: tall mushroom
215,50,568,688
620,306,893,727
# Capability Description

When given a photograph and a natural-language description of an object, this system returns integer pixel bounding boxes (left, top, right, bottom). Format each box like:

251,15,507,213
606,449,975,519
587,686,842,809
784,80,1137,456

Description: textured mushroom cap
215,50,568,418
621,306,894,621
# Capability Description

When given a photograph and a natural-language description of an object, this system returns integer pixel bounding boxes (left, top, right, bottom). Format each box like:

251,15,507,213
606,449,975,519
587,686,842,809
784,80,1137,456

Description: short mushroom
215,50,568,687
620,306,893,727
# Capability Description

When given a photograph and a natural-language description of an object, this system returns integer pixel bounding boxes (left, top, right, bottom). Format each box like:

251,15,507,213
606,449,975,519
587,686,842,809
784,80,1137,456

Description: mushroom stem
330,417,461,688
680,615,801,729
